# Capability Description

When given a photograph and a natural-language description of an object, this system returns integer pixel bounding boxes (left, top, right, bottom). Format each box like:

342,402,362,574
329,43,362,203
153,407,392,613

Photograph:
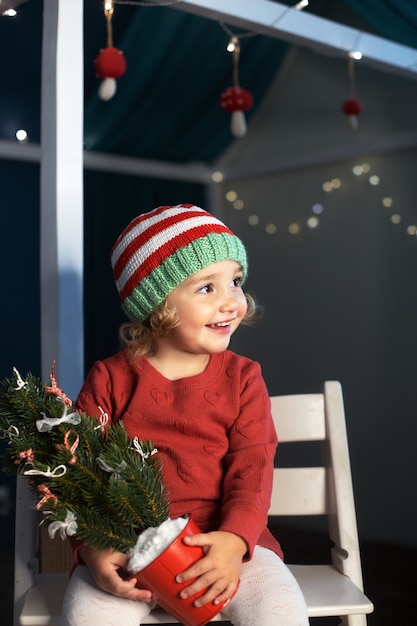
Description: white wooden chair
14,381,373,625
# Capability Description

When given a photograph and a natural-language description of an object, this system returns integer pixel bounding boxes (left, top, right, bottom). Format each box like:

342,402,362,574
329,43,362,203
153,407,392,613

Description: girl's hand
175,531,247,607
79,544,153,602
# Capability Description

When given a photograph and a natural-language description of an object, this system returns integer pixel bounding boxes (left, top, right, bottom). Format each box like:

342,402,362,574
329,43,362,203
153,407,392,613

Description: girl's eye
232,277,243,287
198,284,213,294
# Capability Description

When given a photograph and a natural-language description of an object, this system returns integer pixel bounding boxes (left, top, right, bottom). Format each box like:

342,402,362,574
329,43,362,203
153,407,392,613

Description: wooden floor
1,526,416,625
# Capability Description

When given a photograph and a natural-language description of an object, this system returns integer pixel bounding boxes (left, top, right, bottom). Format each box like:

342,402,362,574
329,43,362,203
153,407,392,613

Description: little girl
61,204,309,626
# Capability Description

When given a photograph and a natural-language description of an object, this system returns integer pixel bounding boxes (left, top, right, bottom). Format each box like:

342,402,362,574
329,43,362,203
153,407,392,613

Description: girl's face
163,260,248,356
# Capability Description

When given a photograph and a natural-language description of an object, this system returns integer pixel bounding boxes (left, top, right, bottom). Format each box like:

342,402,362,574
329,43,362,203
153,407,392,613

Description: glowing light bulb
211,171,223,182
307,217,319,229
294,0,309,9
227,36,239,53
265,223,277,234
16,129,28,142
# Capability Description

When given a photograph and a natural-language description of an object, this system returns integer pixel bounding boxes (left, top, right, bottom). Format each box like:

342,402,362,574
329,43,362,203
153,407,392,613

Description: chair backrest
270,381,364,590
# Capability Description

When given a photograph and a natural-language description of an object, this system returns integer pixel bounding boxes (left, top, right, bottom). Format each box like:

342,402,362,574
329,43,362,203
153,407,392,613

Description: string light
226,190,237,202
16,129,28,143
211,171,224,182
293,0,309,10
312,203,324,214
307,216,319,229
227,36,239,53
223,162,415,241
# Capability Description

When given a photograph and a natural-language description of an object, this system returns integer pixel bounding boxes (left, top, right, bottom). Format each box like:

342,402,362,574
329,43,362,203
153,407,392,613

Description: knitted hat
111,203,248,321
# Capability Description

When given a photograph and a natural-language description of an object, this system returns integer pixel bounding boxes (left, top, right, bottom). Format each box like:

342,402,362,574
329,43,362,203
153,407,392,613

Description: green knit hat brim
122,232,247,321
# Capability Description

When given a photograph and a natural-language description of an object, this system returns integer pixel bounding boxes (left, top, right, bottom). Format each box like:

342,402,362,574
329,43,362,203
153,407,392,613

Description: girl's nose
219,289,239,311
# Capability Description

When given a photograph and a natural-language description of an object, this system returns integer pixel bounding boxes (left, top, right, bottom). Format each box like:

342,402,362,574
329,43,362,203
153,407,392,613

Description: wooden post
40,0,84,399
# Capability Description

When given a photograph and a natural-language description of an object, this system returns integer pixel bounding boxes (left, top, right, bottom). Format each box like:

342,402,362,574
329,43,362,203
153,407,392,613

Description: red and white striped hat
111,203,248,321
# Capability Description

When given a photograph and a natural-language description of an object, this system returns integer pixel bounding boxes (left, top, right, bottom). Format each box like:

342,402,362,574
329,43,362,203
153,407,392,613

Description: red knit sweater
74,349,283,560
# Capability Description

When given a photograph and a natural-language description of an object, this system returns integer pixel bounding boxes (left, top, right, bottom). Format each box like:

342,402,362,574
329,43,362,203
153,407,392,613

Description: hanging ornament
342,57,361,130
94,2,127,101
342,98,362,129
220,36,253,137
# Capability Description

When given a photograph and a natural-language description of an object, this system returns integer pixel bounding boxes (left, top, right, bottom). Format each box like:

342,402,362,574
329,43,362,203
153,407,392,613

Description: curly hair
120,293,260,362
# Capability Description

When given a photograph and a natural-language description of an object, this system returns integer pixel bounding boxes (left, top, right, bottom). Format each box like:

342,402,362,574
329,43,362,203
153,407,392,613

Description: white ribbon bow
23,464,67,478
36,400,81,433
0,424,19,440
131,437,158,462
94,405,109,431
12,367,27,390
48,510,78,540
96,457,127,480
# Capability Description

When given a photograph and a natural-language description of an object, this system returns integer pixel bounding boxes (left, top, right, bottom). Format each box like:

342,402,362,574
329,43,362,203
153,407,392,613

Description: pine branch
0,368,170,553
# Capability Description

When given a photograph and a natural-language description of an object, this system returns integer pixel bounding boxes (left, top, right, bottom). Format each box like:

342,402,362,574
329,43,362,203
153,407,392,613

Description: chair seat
288,564,373,617
19,563,373,626
19,573,226,626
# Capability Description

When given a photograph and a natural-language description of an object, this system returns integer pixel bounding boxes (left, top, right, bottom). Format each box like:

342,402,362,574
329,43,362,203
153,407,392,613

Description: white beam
3,124,417,186
0,140,40,162
0,140,211,183
40,0,84,399
84,150,212,183
173,0,417,80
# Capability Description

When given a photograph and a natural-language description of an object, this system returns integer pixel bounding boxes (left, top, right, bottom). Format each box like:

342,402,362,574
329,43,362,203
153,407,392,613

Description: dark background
1,1,417,623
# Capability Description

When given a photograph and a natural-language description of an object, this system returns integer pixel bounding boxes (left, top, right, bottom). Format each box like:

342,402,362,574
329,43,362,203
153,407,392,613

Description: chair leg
340,614,368,626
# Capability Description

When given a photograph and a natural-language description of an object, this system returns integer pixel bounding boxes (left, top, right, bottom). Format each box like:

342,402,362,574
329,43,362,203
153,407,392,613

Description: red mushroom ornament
94,47,127,101
342,98,361,130
220,86,253,137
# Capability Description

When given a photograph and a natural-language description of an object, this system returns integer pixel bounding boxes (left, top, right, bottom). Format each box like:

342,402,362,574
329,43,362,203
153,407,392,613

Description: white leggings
60,546,309,626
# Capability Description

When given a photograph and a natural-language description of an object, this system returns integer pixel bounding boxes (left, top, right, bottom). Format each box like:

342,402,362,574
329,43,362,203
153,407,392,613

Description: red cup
134,516,237,626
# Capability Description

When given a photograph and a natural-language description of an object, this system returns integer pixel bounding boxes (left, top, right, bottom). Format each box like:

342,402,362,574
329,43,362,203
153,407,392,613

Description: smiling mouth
207,321,231,329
